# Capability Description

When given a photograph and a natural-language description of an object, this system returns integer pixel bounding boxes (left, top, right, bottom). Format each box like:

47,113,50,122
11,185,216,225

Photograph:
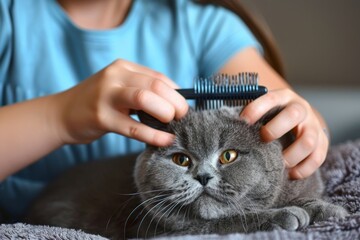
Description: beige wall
241,1,360,143
242,0,360,87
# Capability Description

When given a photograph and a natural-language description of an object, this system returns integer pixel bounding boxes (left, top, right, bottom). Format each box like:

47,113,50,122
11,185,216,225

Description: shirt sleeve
185,2,263,77
0,0,12,97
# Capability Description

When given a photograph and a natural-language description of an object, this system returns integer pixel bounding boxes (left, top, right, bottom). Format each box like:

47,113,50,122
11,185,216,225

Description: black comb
177,72,267,110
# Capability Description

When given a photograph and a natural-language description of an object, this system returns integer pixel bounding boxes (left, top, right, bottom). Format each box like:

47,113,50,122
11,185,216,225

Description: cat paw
312,204,349,222
262,206,310,231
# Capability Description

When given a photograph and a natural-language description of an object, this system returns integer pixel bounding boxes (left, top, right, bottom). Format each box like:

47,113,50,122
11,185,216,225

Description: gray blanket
1,139,360,240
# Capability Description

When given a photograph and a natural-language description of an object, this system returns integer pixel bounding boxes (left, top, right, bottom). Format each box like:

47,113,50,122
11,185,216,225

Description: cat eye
172,153,191,167
219,150,238,164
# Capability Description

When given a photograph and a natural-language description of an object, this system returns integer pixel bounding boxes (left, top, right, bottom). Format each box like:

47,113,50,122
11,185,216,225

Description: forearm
0,94,63,181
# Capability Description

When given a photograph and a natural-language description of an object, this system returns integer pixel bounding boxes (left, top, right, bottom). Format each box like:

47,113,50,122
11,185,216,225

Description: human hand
239,88,329,179
52,59,188,146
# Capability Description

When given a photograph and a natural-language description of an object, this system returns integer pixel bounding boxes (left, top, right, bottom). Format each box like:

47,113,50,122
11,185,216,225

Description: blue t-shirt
0,0,261,220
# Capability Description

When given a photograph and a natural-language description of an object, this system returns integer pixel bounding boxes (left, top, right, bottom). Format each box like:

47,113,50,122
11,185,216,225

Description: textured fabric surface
1,139,359,239
0,223,107,240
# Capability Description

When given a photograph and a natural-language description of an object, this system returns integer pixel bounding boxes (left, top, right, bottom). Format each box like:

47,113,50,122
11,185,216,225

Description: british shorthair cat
25,107,348,239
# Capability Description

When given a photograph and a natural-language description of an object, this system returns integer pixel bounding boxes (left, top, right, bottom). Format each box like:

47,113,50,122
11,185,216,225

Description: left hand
239,88,330,179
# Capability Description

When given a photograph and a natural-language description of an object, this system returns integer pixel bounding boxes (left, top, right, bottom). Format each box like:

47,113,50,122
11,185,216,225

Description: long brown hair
195,0,285,77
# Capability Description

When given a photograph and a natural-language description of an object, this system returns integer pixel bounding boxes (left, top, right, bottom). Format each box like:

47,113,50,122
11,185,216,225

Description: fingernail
284,159,291,168
239,115,250,124
288,169,303,180
163,134,176,146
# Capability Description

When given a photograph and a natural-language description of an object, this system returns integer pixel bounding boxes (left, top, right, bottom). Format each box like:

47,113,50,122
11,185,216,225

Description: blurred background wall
241,0,360,144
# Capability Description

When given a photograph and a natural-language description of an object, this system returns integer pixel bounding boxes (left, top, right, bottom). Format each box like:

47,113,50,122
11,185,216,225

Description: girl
0,0,329,221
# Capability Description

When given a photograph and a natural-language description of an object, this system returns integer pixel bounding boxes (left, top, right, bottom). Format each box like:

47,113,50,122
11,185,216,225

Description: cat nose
195,174,213,186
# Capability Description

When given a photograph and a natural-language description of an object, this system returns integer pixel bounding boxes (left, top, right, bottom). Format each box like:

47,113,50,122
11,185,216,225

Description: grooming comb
177,72,267,110
136,72,267,125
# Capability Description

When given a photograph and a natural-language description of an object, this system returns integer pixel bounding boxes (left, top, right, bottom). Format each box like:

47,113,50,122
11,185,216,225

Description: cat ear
137,111,173,134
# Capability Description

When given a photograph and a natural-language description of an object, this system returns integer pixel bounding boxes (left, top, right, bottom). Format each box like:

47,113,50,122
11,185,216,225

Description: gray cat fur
25,107,347,239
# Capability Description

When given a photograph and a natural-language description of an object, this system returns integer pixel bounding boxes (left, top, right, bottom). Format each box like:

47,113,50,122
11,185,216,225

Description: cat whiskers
207,186,250,232
208,181,260,233
105,194,137,232
145,187,195,238
164,201,192,237
145,196,178,238
242,195,262,231
131,189,176,222
146,186,196,238
132,194,170,224
173,201,190,231
268,182,291,196
150,199,182,238
124,192,171,239
161,198,186,230
109,187,175,232
136,195,173,238
115,188,173,196
223,196,249,232
151,202,191,238
179,187,203,205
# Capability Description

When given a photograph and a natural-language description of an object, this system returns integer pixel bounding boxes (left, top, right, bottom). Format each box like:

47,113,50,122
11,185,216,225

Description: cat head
135,106,286,221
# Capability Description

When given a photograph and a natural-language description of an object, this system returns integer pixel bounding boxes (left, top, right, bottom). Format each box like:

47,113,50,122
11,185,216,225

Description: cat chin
192,195,231,220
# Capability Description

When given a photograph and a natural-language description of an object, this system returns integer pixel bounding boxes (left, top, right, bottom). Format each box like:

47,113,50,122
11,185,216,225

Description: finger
261,102,306,142
121,73,188,119
116,87,176,123
288,132,328,179
283,126,319,168
239,89,293,124
110,112,175,146
117,59,180,89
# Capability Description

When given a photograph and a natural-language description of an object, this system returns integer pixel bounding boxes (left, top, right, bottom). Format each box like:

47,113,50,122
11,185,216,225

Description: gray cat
25,107,348,239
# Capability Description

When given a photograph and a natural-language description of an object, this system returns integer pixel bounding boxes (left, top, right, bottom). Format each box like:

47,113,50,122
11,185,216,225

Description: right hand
52,59,188,146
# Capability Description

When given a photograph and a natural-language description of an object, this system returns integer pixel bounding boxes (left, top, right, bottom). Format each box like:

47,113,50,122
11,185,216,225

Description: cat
24,106,348,239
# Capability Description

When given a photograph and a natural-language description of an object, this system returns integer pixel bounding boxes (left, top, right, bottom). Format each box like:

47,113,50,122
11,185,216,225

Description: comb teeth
192,72,266,110
195,72,259,93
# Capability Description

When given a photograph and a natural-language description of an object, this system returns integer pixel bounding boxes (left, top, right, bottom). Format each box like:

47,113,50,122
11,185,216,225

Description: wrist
45,92,69,146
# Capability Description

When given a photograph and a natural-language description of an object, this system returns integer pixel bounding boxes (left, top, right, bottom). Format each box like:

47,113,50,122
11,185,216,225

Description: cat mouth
199,188,224,203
